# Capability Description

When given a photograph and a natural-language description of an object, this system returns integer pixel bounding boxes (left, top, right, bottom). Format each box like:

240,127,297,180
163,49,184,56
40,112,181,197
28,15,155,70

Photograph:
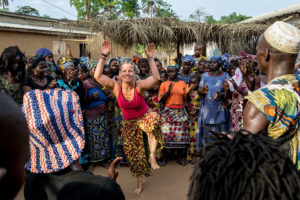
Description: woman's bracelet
148,57,154,61
100,56,106,60
101,53,108,57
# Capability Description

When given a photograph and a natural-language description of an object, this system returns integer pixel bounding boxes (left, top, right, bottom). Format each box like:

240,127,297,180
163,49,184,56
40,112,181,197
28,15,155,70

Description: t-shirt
24,171,125,200
158,80,187,108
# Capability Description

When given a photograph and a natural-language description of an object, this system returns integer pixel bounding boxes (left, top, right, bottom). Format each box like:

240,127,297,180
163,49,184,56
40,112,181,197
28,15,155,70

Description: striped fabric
22,89,85,173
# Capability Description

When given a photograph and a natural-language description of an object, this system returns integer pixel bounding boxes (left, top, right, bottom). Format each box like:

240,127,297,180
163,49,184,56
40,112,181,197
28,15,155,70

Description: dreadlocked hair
0,46,25,74
188,128,300,200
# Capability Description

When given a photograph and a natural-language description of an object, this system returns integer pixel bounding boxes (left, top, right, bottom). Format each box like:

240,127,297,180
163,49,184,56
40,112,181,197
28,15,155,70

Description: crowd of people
1,20,300,199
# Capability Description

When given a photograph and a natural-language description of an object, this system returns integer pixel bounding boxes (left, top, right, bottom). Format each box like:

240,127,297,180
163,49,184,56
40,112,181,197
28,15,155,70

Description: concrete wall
0,30,83,61
0,30,134,62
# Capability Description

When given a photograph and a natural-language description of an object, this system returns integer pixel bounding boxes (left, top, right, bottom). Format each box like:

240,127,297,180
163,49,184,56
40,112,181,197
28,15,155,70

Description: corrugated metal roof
241,3,300,23
0,21,96,35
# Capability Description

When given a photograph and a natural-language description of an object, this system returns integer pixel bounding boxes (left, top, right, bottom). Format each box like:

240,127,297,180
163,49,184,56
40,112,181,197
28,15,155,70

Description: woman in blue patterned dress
197,56,231,149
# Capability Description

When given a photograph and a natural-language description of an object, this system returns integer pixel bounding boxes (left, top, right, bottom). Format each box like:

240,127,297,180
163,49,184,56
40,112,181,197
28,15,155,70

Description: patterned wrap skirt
160,107,190,148
122,110,163,177
86,116,110,162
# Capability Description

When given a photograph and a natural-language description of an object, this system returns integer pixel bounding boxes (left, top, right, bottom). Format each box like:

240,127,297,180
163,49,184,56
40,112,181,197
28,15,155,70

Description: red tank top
117,86,149,120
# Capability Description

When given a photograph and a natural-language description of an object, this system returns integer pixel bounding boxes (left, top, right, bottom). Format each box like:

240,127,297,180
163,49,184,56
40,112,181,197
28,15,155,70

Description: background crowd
1,23,300,198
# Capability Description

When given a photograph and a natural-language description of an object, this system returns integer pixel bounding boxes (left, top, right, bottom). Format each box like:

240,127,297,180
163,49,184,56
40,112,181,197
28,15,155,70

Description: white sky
7,0,300,20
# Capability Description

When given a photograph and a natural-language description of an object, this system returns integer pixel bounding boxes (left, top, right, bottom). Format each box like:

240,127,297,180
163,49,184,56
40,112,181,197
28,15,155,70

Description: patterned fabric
246,74,300,169
80,57,97,70
22,89,85,173
122,110,163,177
187,91,200,160
111,105,126,162
58,57,73,71
146,93,161,114
193,56,206,73
231,79,250,131
0,74,23,105
86,116,110,162
160,107,190,148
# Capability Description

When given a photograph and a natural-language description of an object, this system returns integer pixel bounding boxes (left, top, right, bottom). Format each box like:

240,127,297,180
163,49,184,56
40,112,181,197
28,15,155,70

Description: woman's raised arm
138,43,160,92
94,40,117,90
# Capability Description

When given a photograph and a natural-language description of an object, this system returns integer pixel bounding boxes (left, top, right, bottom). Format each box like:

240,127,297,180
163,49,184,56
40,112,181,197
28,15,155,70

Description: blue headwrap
167,64,179,71
182,54,195,66
80,57,97,70
210,55,229,70
36,48,52,57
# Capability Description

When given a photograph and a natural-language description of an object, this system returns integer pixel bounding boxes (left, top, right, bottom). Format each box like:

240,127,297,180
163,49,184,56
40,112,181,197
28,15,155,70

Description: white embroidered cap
264,21,300,54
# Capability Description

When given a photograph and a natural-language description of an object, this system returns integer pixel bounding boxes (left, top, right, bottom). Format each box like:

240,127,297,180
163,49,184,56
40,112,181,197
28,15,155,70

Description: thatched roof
75,18,268,54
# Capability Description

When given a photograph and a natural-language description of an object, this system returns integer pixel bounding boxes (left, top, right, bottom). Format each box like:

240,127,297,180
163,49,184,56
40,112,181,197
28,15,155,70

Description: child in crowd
138,58,150,80
179,55,195,84
187,74,200,161
192,43,206,72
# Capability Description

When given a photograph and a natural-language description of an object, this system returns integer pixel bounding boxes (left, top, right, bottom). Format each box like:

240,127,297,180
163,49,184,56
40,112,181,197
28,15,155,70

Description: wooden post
218,32,222,55
177,41,181,66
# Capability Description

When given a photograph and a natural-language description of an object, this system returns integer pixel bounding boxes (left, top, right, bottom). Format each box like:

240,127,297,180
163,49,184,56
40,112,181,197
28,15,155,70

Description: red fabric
117,87,149,120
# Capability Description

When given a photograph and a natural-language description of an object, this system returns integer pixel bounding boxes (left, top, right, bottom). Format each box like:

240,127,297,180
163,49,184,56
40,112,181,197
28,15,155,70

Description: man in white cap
243,21,300,169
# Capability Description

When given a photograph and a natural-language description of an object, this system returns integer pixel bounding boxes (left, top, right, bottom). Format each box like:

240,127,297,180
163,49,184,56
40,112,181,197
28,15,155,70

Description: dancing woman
94,41,163,194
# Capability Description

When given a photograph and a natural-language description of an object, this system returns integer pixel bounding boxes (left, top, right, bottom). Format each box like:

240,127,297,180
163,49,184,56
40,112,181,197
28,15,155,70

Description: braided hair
188,129,300,200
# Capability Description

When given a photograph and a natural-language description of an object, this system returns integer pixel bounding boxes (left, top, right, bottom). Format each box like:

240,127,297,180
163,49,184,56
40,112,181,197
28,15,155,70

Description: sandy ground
14,160,194,200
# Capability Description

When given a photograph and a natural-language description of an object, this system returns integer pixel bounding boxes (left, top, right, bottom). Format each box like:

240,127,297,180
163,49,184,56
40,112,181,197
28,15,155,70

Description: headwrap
80,57,97,71
182,54,195,66
58,57,73,70
36,48,52,57
167,64,180,71
240,51,256,62
27,55,44,69
264,21,300,54
210,55,229,70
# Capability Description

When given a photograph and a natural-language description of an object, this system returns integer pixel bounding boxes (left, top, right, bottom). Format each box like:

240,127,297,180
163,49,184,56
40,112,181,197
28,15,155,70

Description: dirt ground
14,160,194,200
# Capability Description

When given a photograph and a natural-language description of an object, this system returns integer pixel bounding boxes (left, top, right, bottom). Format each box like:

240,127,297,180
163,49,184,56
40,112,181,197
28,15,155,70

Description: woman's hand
48,79,58,89
145,43,155,58
102,40,111,56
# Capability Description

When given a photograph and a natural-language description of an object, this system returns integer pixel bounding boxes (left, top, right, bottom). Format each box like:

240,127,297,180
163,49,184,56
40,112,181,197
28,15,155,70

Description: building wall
0,30,83,61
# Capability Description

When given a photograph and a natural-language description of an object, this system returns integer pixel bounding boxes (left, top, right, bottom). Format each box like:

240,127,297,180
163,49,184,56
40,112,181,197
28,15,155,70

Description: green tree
0,7,9,12
43,14,51,18
189,7,208,22
141,0,163,18
218,12,251,24
70,0,120,20
0,0,12,9
120,0,140,18
154,0,177,19
16,6,39,16
204,12,251,24
204,15,217,24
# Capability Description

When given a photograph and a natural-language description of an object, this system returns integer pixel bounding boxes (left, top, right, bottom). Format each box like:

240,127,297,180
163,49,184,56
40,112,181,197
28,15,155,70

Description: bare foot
149,154,160,170
134,181,143,194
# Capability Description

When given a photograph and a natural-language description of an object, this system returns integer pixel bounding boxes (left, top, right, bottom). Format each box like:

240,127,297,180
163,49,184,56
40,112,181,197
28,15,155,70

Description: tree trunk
85,0,91,20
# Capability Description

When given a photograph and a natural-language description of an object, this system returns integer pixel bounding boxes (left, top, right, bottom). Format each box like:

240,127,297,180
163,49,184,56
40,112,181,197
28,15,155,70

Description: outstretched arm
137,43,160,93
94,40,117,90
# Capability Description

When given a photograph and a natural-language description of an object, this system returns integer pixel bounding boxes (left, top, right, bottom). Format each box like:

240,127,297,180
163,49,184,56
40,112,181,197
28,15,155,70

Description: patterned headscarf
58,57,73,71
182,54,195,66
167,64,180,71
240,51,256,62
210,55,229,70
80,57,97,71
